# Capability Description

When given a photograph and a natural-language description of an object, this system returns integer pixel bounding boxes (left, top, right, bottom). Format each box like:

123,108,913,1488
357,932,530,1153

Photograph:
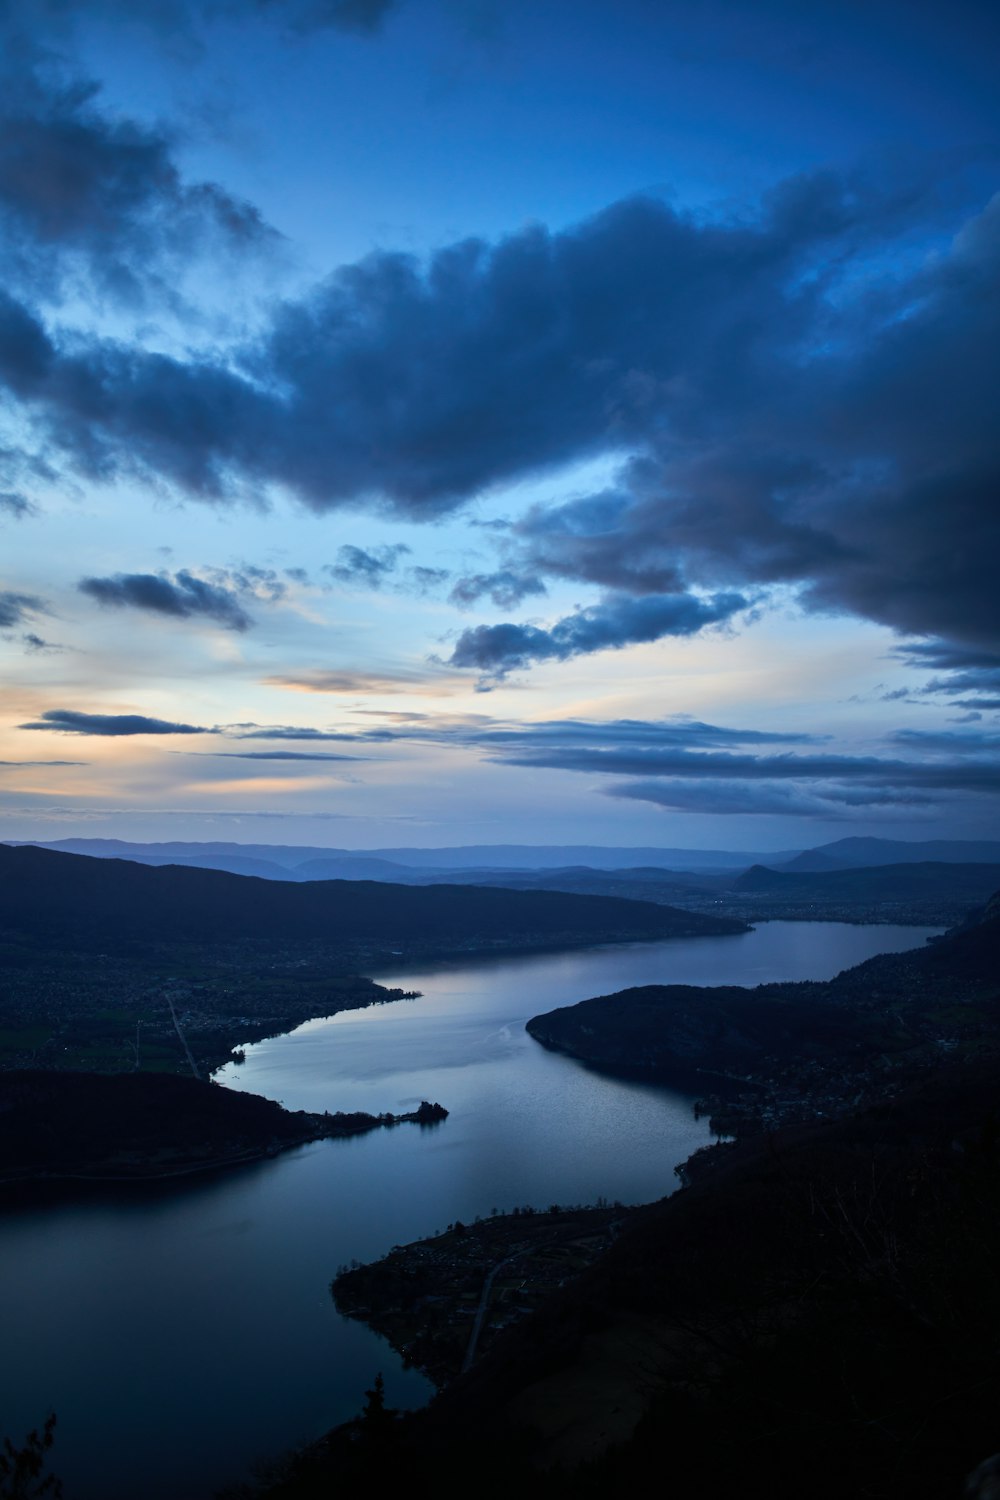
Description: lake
0,922,940,1499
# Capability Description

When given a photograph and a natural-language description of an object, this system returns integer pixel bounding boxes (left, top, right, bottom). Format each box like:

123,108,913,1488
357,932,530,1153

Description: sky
1,0,999,852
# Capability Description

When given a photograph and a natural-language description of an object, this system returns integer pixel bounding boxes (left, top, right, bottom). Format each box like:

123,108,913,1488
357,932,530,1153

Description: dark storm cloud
0,589,45,627
0,168,950,507
0,95,995,671
448,591,747,678
896,642,1000,674
20,709,208,735
78,570,253,630
448,570,547,611
896,642,1000,699
324,544,410,589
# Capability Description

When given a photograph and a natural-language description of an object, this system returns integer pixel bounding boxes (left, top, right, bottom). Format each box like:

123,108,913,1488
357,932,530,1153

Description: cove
0,922,939,1500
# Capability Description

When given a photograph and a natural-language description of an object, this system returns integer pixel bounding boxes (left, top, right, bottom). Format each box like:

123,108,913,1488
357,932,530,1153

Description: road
462,1251,531,1373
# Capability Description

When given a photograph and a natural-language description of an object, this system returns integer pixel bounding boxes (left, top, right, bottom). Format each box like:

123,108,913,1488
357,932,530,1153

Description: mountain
733,860,1000,904
356,844,803,871
781,836,1000,872
11,837,800,875
0,843,747,952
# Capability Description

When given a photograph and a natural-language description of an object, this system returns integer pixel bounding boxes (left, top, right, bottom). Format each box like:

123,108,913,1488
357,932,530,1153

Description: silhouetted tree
361,1373,388,1433
0,1414,62,1499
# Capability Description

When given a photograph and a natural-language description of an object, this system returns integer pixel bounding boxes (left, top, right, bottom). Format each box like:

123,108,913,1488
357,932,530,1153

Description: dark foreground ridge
0,1071,447,1195
240,895,1000,1500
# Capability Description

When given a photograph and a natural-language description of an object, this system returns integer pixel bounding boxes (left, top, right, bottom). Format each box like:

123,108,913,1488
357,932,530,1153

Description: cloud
224,723,358,741
888,727,1000,754
217,711,822,754
78,569,254,629
0,168,951,508
889,640,1000,710
0,589,45,628
0,40,275,311
484,738,1000,822
0,41,993,680
324,543,410,589
606,779,935,819
448,591,747,678
448,569,547,610
407,565,450,593
263,666,463,694
20,709,209,735
0,489,33,518
22,631,60,651
268,0,398,34
25,0,400,40
196,749,361,760
491,742,1000,793
0,759,87,767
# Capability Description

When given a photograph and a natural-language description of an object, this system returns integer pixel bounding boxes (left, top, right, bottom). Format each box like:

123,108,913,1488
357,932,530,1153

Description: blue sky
1,0,998,850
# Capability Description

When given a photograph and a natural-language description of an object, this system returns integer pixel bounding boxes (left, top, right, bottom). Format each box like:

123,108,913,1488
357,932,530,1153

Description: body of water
0,922,939,1498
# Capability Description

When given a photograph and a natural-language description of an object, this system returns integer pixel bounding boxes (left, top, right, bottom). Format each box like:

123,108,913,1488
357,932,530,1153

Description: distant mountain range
7,837,799,877
780,836,1000,872
11,835,1000,884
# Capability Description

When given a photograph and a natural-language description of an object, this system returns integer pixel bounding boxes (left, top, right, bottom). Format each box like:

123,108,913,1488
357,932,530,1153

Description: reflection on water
1,923,939,1499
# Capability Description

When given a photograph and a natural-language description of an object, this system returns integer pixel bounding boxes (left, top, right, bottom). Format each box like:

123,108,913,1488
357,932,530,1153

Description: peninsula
0,1071,448,1195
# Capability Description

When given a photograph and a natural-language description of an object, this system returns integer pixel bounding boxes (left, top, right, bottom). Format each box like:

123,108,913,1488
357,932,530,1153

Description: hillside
527,893,1000,1130
0,843,745,953
0,844,746,1077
